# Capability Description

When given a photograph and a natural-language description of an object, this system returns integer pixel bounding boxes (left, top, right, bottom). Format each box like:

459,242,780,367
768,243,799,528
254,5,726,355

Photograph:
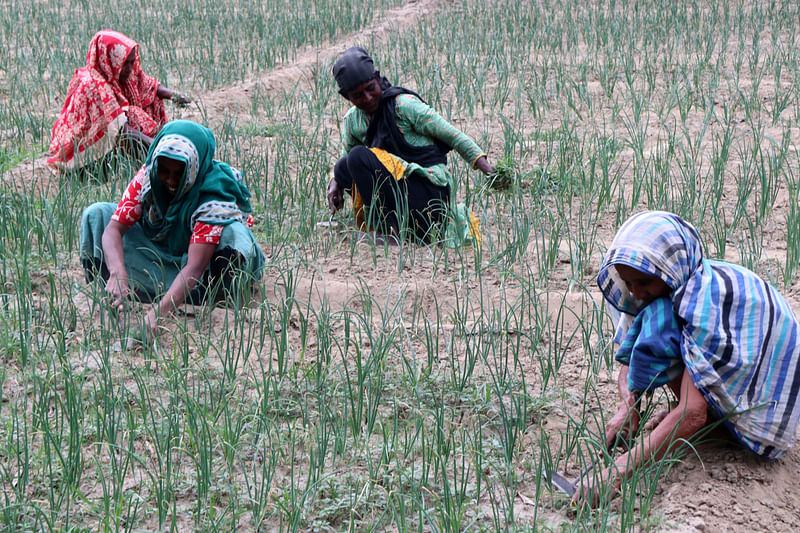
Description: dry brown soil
6,0,800,530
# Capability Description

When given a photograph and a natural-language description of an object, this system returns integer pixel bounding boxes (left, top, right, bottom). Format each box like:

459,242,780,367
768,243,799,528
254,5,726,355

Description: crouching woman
576,210,800,507
327,46,494,246
79,120,265,338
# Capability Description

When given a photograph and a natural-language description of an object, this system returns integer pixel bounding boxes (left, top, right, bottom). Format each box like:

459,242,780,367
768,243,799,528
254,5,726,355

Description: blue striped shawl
598,211,800,460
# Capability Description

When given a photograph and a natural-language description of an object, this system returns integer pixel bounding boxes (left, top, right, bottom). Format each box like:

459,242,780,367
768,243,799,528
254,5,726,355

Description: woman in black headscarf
327,47,494,246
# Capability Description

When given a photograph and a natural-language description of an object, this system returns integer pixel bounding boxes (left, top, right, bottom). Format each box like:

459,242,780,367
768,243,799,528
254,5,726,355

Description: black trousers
334,145,449,241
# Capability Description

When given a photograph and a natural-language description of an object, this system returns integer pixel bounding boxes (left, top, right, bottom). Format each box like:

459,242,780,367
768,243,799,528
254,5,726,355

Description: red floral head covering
85,30,154,110
87,30,138,82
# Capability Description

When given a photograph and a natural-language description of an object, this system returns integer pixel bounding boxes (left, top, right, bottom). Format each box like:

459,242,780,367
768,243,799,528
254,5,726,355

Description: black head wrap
333,47,377,95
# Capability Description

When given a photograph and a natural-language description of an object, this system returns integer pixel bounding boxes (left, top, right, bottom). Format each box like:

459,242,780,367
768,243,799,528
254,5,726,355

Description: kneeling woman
49,30,190,173
576,211,800,506
80,120,265,338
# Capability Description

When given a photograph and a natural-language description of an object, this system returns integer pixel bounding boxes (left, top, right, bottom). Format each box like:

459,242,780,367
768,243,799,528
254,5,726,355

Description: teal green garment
80,202,265,301
341,94,485,247
141,120,254,256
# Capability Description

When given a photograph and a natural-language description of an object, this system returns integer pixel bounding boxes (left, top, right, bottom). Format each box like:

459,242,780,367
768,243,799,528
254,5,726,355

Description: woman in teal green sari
80,120,265,337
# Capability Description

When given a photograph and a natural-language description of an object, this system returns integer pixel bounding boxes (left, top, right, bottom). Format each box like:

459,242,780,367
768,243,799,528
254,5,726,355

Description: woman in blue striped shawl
575,211,800,506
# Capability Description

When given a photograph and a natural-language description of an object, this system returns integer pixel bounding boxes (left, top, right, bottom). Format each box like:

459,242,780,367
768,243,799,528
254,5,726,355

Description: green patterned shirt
340,93,485,188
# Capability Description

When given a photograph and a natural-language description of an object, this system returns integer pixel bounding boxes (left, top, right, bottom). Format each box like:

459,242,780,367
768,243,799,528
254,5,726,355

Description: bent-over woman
326,47,494,246
49,30,190,173
79,120,264,338
576,210,800,507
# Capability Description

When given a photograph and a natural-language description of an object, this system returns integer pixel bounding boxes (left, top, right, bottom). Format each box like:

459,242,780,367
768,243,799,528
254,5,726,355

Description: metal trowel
544,461,598,497
545,436,625,497
546,469,579,496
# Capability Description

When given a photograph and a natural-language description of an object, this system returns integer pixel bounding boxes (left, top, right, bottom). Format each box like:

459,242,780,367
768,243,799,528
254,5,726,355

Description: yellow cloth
351,148,404,231
351,147,480,248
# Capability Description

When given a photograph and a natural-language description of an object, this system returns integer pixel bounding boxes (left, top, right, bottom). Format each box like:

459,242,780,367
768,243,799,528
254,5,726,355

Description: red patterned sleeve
112,165,146,226
190,222,223,245
189,215,255,245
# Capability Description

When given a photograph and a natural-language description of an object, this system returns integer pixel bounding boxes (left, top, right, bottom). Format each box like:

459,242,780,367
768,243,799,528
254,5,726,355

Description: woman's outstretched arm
573,368,708,507
156,84,191,106
398,95,494,175
143,241,216,337
102,219,132,311
122,123,154,147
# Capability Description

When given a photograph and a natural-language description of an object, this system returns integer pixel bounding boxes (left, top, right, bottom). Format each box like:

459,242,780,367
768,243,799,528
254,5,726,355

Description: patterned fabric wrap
48,30,166,171
598,210,800,460
140,133,201,235
139,121,252,256
615,297,685,392
192,200,245,226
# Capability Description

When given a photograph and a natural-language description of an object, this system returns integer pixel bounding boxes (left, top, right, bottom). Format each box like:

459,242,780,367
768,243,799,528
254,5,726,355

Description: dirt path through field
194,0,449,121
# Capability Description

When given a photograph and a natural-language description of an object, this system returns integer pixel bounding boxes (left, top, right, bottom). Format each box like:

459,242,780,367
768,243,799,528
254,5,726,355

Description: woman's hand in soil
571,465,621,508
106,272,131,312
605,401,640,450
171,91,191,106
157,84,192,107
327,178,344,213
474,156,495,176
141,308,160,342
144,242,215,339
101,219,132,311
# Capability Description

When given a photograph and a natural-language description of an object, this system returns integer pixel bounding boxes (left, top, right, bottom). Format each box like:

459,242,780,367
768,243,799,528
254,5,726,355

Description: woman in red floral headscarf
48,30,191,173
